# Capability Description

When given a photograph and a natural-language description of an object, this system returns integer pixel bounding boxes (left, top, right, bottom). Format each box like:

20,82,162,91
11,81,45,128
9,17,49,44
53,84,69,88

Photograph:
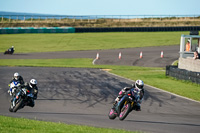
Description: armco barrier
166,65,200,84
75,26,200,32
0,27,75,34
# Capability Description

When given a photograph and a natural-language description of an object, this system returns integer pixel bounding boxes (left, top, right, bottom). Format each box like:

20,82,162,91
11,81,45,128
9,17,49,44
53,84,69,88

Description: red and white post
140,51,143,58
161,51,164,58
119,52,122,59
96,53,100,59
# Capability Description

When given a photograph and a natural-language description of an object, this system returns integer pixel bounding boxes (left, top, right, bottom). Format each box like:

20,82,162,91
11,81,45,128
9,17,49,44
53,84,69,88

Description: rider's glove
115,97,120,102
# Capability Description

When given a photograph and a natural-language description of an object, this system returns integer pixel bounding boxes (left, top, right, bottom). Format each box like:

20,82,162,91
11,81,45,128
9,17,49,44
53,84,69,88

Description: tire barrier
166,65,200,84
0,27,75,34
75,26,200,33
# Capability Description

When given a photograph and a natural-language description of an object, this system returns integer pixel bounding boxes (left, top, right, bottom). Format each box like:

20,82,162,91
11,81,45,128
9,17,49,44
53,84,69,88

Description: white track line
92,58,97,65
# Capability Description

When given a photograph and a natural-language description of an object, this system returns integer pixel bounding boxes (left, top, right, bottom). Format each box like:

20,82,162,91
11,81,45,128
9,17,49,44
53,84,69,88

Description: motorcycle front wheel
119,102,131,121
9,106,13,112
13,99,23,112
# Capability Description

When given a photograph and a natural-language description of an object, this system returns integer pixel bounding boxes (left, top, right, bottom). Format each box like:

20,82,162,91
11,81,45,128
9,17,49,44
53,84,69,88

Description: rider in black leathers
5,46,15,54
23,79,38,107
114,79,144,111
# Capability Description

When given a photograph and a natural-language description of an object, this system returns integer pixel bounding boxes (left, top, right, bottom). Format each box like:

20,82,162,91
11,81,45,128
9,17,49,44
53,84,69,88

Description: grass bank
0,115,138,133
0,32,188,53
0,58,199,101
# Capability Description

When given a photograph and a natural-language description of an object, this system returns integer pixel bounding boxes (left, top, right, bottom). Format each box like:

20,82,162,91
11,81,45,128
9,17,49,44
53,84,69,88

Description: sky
0,0,200,15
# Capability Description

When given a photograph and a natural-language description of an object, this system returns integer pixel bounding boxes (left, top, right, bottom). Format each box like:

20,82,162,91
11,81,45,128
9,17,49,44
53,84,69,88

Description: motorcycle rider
114,79,144,111
9,46,15,53
23,79,38,107
10,72,24,84
8,72,24,96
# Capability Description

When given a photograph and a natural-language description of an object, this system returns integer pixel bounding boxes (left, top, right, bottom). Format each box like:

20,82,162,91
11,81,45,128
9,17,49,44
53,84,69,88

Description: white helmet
135,79,144,90
29,79,37,88
14,72,19,80
12,46,14,48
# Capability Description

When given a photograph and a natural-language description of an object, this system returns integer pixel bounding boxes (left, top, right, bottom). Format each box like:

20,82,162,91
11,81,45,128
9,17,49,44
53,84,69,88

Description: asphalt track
0,45,200,133
0,45,180,67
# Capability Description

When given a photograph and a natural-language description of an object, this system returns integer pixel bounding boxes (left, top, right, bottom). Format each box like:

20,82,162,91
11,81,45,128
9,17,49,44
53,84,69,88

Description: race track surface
0,45,200,133
0,67,200,133
0,45,180,67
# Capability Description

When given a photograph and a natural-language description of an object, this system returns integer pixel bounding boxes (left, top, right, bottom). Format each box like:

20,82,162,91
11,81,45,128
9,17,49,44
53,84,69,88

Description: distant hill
0,11,65,16
0,11,97,20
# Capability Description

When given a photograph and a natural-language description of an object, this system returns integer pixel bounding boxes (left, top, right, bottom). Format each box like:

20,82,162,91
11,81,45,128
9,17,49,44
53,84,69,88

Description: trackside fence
0,26,200,34
0,27,75,34
75,26,200,32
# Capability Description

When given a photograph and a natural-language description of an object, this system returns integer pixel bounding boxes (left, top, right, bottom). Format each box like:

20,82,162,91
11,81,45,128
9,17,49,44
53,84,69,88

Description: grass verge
0,115,138,133
0,31,188,53
0,58,199,101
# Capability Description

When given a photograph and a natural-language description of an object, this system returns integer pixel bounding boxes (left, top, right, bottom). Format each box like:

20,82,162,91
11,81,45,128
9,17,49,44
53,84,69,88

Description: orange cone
96,53,99,59
161,51,164,58
140,51,143,58
119,52,122,59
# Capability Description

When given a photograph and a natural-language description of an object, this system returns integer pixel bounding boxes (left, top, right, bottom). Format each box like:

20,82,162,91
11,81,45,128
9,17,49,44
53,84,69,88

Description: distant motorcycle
108,88,141,121
4,50,14,55
4,47,14,55
9,87,34,112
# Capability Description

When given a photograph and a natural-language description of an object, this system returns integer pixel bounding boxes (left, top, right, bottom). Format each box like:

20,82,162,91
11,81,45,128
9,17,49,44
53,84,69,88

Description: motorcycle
108,88,141,121
4,50,14,55
9,87,34,112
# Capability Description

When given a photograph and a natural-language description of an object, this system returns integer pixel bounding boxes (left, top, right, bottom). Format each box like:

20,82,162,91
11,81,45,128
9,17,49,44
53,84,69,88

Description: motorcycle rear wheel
108,108,117,120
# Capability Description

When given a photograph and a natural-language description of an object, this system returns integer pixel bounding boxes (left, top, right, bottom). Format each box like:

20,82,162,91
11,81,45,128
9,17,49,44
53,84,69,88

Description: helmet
12,46,14,48
135,79,144,90
14,72,19,80
29,79,37,88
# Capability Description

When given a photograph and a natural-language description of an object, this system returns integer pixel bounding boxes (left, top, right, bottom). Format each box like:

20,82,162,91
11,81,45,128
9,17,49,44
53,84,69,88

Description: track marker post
119,52,122,59
96,53,99,59
140,51,143,58
161,51,164,58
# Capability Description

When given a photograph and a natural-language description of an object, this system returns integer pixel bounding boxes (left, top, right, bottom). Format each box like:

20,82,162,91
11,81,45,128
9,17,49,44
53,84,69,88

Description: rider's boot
135,103,141,111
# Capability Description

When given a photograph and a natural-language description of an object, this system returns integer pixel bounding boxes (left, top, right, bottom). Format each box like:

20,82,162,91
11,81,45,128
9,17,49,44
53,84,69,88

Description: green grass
0,58,199,101
0,115,138,133
0,58,95,68
0,32,188,53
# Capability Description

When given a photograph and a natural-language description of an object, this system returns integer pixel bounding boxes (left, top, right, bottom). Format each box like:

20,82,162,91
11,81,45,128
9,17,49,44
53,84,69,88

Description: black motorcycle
108,88,141,121
9,87,34,112
4,48,14,55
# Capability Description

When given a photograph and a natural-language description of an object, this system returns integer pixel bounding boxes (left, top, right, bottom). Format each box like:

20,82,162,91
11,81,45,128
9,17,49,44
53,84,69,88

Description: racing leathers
10,75,24,85
8,76,24,96
24,83,38,107
115,85,144,111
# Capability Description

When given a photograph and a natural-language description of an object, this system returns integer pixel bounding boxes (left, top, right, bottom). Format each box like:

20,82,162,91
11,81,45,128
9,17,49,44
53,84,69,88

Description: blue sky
0,0,200,15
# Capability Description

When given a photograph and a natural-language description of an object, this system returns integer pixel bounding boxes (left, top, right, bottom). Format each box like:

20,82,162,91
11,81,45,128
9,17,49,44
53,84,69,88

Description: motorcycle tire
13,99,23,112
119,103,131,121
108,108,117,120
9,106,13,112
